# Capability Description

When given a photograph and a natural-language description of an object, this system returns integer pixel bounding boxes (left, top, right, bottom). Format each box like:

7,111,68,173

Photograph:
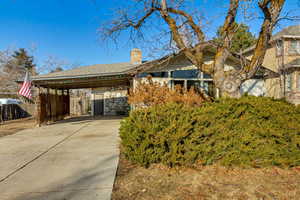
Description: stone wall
92,87,130,116
104,89,129,115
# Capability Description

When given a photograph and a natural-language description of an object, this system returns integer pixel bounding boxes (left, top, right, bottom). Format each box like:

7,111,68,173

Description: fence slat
0,104,30,122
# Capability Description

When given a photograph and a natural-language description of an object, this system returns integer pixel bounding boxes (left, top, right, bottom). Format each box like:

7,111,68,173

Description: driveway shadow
12,154,119,200
50,115,124,126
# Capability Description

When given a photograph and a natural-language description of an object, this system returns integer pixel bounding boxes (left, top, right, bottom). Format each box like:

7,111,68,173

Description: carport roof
32,62,139,81
31,62,142,89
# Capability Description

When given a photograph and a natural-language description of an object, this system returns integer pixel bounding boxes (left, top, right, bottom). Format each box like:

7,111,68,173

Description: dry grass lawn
112,152,300,200
0,117,35,137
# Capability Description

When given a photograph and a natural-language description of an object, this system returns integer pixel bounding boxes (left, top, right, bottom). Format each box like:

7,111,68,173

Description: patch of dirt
0,117,35,138
112,150,300,200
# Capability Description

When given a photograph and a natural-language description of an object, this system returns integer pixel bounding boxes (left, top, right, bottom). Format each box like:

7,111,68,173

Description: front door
94,94,104,116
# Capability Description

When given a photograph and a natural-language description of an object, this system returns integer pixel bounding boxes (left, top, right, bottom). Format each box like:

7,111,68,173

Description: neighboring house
242,25,300,104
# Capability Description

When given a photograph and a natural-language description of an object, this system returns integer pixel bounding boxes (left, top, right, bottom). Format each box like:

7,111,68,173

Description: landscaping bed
112,150,300,200
113,96,300,199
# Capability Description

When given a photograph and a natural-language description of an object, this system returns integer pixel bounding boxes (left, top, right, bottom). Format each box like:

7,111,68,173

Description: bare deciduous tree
101,0,288,97
39,55,81,74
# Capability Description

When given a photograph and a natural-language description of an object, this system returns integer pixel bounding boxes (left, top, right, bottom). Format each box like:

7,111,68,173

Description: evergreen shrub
120,96,300,168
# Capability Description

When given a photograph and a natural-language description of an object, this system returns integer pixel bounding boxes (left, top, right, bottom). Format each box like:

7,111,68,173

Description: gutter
281,35,300,39
31,71,132,82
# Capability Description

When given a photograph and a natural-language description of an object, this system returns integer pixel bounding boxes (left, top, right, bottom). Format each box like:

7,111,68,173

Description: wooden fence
70,95,90,116
37,90,70,125
0,104,30,123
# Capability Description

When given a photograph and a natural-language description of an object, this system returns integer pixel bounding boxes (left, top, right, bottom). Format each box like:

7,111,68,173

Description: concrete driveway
0,116,121,200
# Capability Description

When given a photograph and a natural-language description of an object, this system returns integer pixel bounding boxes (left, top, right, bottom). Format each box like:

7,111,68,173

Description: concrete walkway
0,116,121,200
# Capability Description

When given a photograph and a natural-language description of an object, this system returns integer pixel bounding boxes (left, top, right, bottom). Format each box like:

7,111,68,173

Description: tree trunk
214,73,242,98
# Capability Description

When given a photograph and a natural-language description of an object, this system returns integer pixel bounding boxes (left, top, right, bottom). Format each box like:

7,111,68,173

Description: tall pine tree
214,23,257,53
12,48,36,75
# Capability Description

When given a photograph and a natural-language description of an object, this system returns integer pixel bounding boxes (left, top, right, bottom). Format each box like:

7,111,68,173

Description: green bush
120,96,300,168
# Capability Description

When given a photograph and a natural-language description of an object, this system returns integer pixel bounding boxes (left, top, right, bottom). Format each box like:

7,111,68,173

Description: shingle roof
33,62,139,80
272,25,300,41
289,58,300,66
241,25,300,54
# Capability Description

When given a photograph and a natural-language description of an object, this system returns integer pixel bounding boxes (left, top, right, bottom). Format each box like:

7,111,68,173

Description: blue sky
0,0,299,72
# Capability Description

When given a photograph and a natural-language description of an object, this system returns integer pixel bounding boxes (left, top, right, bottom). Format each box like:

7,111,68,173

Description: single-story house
32,44,277,123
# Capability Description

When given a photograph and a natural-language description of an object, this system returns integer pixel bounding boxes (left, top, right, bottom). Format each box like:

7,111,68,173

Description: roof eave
281,35,300,39
32,72,131,82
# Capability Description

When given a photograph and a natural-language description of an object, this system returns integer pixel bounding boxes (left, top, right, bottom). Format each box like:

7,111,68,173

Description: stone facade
92,87,130,116
103,89,129,115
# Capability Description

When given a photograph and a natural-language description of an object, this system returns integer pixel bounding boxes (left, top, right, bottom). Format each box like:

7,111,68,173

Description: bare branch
166,8,205,42
99,0,288,97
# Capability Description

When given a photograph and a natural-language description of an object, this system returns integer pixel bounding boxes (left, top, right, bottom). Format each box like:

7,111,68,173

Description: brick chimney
130,48,142,64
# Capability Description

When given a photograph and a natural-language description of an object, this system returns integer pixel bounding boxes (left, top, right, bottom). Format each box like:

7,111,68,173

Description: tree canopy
12,48,36,74
50,67,64,73
102,0,287,97
214,23,257,53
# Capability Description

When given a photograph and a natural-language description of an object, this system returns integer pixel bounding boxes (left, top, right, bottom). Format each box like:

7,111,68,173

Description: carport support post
46,88,51,123
60,89,64,120
54,89,58,121
67,89,70,116
36,87,41,127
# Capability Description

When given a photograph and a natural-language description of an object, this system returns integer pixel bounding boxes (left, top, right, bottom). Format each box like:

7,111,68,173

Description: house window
137,72,168,78
187,80,201,90
276,40,283,56
286,73,292,92
172,80,185,88
171,69,199,78
149,72,168,78
188,80,214,96
289,40,300,55
298,73,300,91
203,73,212,79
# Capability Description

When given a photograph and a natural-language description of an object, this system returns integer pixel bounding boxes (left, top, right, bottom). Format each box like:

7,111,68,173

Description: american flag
18,71,32,99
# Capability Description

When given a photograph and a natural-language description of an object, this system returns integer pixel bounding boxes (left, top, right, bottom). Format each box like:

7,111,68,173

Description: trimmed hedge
120,96,300,168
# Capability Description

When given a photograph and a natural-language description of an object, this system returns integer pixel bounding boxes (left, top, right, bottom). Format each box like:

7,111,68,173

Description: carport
30,48,168,126
30,48,203,126
31,64,136,126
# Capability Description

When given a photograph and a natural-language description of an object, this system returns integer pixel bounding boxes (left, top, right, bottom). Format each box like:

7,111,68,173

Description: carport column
67,89,70,116
91,90,95,117
61,89,65,120
62,89,66,117
36,87,41,127
53,89,57,121
46,88,51,123
131,76,138,111
58,89,61,120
